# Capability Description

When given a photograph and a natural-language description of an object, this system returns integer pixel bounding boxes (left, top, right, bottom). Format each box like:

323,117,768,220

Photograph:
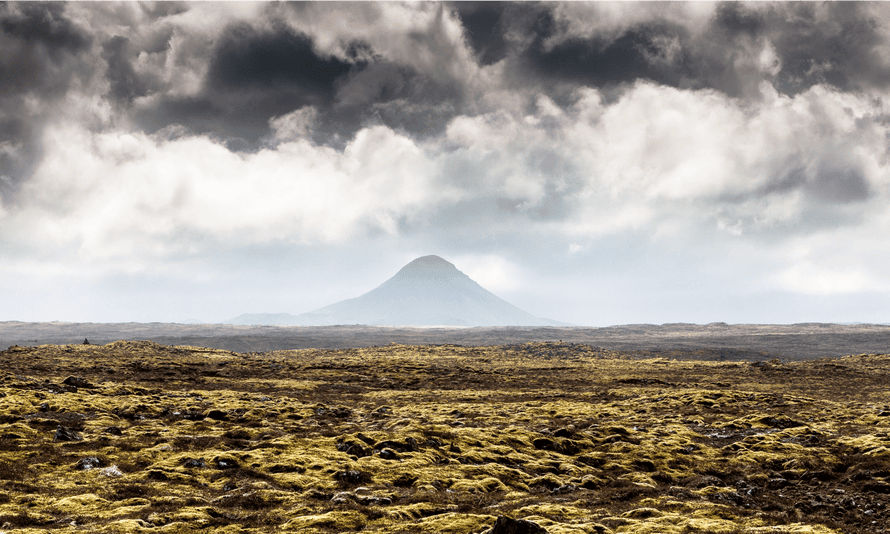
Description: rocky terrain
0,340,887,533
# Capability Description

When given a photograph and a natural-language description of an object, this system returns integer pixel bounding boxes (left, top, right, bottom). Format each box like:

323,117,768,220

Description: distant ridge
222,313,300,326
225,255,566,327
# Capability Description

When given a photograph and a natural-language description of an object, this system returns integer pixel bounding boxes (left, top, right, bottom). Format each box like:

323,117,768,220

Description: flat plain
0,337,888,533
3,322,890,358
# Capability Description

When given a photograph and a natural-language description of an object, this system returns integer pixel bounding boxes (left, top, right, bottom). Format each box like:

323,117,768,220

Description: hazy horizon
2,2,890,326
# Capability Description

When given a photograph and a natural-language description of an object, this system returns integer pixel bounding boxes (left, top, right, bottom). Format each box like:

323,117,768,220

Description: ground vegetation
0,341,887,533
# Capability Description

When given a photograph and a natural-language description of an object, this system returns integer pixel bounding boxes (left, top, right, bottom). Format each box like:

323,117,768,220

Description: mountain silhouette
225,255,565,326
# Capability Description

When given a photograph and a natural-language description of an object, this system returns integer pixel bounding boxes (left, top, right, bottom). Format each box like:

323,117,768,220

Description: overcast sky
2,2,890,326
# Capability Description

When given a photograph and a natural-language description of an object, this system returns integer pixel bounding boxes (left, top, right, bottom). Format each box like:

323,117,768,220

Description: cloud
0,3,97,197
504,3,890,100
436,80,890,242
454,253,526,294
51,2,492,149
774,263,881,296
207,23,353,93
3,119,445,269
4,67,889,298
101,35,144,103
269,106,319,142
0,2,93,96
450,2,512,66
129,19,358,143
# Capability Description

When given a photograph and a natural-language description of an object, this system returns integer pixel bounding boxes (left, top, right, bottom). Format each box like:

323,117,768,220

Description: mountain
224,255,566,327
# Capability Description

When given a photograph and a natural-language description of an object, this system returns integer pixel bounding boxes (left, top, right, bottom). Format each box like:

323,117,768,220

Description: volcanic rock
74,457,102,470
54,426,82,442
63,376,94,388
183,458,207,469
205,409,228,421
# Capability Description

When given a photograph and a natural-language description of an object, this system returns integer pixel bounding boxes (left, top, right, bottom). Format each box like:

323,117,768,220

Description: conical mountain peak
394,255,465,279
225,255,567,326
403,255,454,270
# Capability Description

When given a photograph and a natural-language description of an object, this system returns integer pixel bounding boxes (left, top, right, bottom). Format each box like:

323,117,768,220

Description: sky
2,1,890,326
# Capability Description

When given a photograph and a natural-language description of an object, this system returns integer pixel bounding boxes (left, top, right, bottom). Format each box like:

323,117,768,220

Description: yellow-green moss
412,512,495,533
281,510,366,531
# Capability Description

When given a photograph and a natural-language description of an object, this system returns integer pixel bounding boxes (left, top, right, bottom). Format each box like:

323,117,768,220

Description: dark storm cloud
132,8,477,145
516,6,766,98
812,162,871,204
687,2,890,97
208,23,353,92
0,109,40,197
752,154,871,207
0,3,94,197
0,114,35,199
527,25,685,91
136,1,190,21
101,36,145,103
507,2,890,100
0,2,92,95
712,2,764,36
6,2,480,158
130,22,360,144
334,59,466,140
0,3,90,54
489,5,684,94
131,13,471,145
450,2,510,66
767,3,890,94
754,167,808,199
136,96,224,136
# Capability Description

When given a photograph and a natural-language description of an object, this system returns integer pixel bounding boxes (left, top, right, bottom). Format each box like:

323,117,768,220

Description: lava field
0,340,888,533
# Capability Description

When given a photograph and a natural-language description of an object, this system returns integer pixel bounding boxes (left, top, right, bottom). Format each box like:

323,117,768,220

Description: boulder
54,426,82,442
63,376,94,389
183,458,207,469
74,457,102,470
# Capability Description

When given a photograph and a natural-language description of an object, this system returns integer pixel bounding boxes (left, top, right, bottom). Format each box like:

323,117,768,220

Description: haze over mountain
225,256,565,327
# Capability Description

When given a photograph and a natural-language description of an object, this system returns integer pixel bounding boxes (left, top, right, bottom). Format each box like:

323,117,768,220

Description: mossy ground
0,341,887,533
